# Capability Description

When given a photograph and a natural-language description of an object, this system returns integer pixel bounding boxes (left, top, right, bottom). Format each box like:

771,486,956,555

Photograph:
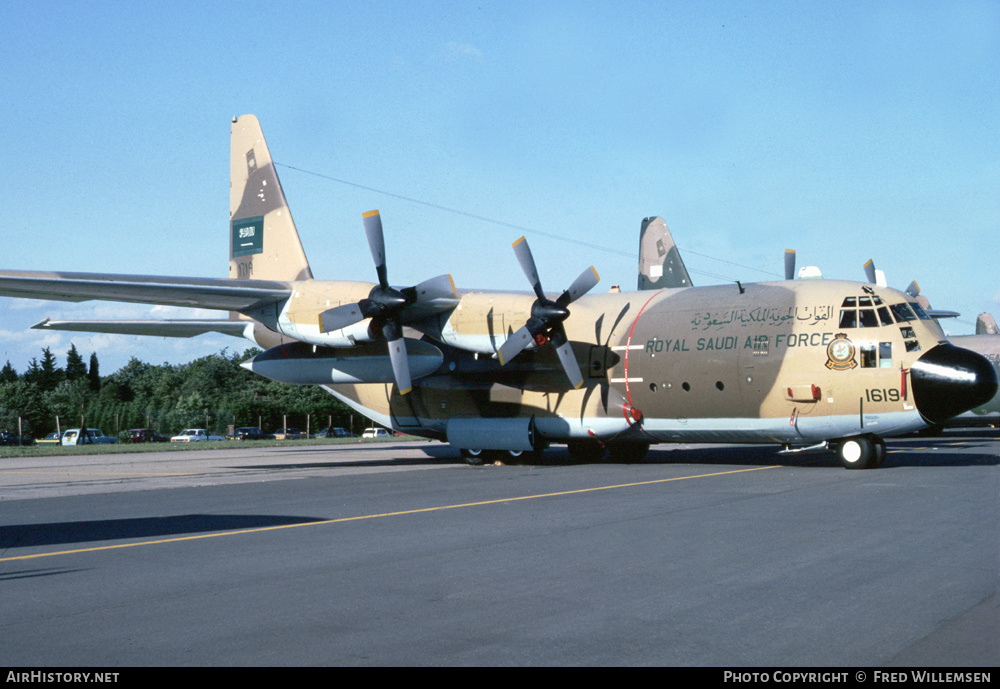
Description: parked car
170,429,223,442
0,430,35,446
316,427,355,439
128,428,168,443
362,427,393,439
272,427,305,440
229,427,268,441
61,429,118,446
36,432,62,445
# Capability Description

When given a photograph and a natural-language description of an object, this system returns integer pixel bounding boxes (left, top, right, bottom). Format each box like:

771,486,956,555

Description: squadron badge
825,333,857,370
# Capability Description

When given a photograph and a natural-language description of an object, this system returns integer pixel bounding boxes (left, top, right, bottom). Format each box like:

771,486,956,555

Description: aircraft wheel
460,448,486,465
872,438,887,468
837,437,874,470
607,441,650,464
566,440,606,463
504,448,543,464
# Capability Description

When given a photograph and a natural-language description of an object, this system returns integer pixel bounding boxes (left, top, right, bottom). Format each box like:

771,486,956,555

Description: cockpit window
889,303,917,322
859,309,879,328
909,302,931,320
839,296,893,328
877,306,893,327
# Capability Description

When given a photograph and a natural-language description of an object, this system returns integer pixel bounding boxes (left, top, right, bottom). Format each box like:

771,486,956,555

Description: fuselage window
860,343,877,368
879,342,892,368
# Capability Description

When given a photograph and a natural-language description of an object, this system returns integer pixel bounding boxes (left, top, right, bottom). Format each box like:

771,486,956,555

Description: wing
0,270,291,311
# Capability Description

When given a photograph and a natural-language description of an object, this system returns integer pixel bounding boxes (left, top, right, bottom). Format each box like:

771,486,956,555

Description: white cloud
445,42,483,62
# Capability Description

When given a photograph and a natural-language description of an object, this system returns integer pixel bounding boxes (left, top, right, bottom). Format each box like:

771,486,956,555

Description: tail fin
229,114,313,282
638,216,692,290
977,313,999,335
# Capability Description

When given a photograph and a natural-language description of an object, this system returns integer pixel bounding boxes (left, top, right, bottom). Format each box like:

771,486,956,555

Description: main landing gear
835,436,887,470
459,448,543,465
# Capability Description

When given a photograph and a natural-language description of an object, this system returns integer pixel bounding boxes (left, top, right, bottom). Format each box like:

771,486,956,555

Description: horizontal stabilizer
925,310,960,320
33,318,253,339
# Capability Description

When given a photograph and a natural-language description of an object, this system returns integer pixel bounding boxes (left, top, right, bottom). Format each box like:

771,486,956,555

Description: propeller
862,258,893,289
784,249,796,280
863,258,920,296
861,260,957,318
319,210,456,394
496,236,600,389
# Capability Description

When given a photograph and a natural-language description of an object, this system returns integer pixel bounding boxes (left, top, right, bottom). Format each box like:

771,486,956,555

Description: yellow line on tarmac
0,465,779,563
0,471,197,477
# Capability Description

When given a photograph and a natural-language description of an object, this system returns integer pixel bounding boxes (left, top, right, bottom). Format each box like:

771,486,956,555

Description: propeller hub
531,299,570,324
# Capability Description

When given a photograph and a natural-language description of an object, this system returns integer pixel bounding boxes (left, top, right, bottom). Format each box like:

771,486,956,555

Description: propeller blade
863,259,877,284
512,236,545,299
905,280,920,298
784,250,796,281
320,303,366,333
363,210,389,288
497,324,535,366
410,274,456,303
560,266,600,305
386,337,412,395
381,319,412,394
551,327,584,389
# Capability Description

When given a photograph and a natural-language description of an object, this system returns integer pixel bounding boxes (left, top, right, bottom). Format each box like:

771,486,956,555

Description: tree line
0,345,363,439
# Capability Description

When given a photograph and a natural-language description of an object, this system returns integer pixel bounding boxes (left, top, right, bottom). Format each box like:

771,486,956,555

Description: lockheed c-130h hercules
4,115,996,469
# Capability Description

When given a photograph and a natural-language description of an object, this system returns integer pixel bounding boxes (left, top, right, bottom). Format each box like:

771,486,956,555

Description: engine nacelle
241,340,443,386
446,416,538,451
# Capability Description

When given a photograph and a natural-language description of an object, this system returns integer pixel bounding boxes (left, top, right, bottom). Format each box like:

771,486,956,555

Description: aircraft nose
910,343,999,425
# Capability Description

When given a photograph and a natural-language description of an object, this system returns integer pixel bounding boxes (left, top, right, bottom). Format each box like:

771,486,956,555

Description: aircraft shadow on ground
0,514,326,550
415,436,999,469
233,434,998,470
234,443,466,470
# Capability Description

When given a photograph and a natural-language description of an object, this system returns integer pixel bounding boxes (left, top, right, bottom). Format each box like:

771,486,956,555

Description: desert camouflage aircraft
3,115,997,468
639,226,999,429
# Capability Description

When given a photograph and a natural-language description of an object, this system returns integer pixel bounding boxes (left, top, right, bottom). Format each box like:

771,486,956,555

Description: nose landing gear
836,435,887,470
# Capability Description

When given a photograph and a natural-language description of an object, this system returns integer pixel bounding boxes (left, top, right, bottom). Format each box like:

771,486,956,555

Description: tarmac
1,431,996,666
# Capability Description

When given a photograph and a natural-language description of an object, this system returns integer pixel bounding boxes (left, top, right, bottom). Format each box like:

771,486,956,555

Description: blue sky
2,1,998,374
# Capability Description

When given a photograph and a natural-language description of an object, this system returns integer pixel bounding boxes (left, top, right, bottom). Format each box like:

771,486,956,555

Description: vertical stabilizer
638,217,692,290
230,114,313,282
977,313,999,335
